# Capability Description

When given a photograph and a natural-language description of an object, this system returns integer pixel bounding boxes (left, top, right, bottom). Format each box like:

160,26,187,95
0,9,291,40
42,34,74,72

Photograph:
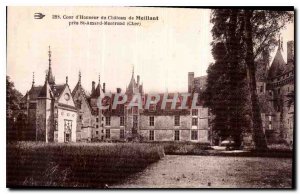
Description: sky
7,7,294,95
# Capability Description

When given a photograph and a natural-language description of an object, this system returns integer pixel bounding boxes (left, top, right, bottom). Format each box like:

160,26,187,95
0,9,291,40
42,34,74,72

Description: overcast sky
7,7,294,95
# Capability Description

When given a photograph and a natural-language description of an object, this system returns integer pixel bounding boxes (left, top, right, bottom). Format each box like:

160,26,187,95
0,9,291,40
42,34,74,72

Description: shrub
7,142,164,188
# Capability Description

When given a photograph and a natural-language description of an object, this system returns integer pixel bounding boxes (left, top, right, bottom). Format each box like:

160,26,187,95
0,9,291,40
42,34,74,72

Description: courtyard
113,155,293,188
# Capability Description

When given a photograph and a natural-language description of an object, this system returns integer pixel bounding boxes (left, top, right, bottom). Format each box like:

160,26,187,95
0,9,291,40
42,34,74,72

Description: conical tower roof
268,46,286,79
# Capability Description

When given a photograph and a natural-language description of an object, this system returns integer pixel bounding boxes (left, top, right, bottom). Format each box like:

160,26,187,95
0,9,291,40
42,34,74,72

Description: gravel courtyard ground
113,155,293,188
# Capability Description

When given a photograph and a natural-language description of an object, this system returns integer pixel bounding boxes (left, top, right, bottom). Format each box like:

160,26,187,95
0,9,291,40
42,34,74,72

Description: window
55,120,58,131
260,86,263,93
64,120,72,132
96,131,99,135
79,115,82,120
132,129,137,135
64,120,72,142
77,100,82,109
133,106,138,114
105,117,111,126
278,88,280,94
192,109,198,116
120,116,125,126
65,133,70,142
96,125,98,128
120,129,125,139
133,122,138,129
106,129,110,138
268,116,272,130
149,104,156,111
288,87,290,92
133,115,138,123
120,105,125,113
149,116,154,126
175,130,180,141
102,117,104,121
191,130,198,140
149,130,154,141
174,115,180,126
192,118,198,126
96,118,99,122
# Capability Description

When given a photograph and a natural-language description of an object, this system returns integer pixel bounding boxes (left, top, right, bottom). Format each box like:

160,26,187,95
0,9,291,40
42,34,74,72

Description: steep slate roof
101,92,204,116
101,93,125,116
142,93,202,116
52,84,66,98
37,83,49,98
90,83,102,98
268,47,286,79
37,82,66,99
21,86,43,102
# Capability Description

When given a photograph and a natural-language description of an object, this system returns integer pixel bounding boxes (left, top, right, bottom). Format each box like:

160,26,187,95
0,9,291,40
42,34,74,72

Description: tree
7,76,23,117
206,9,293,150
204,10,249,146
7,76,23,141
243,10,293,150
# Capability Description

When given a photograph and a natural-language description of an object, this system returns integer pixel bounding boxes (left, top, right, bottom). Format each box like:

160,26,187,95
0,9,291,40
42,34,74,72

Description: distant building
256,40,294,145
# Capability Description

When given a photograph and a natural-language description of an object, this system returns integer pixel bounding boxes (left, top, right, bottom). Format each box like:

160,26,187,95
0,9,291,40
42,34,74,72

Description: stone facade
19,48,210,143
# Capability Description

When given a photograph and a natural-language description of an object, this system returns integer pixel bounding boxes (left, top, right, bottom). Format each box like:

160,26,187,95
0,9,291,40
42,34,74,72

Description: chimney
137,75,140,85
92,81,95,93
117,88,121,93
188,72,194,93
287,41,294,64
103,83,106,93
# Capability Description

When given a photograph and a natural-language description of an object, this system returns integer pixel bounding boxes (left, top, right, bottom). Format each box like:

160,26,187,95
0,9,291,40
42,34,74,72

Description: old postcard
6,6,294,188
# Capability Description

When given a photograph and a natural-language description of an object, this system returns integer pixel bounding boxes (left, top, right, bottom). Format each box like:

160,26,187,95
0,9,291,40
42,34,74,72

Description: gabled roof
268,47,286,79
72,81,94,114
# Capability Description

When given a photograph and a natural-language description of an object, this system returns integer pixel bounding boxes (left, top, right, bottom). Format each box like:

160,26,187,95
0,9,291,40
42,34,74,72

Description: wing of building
20,47,77,142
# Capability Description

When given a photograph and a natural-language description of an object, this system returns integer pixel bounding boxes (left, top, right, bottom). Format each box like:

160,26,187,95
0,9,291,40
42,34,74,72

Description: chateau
19,47,210,143
18,40,294,145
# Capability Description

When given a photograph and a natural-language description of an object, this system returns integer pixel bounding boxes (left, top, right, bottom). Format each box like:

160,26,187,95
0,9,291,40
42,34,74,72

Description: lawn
7,142,165,188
